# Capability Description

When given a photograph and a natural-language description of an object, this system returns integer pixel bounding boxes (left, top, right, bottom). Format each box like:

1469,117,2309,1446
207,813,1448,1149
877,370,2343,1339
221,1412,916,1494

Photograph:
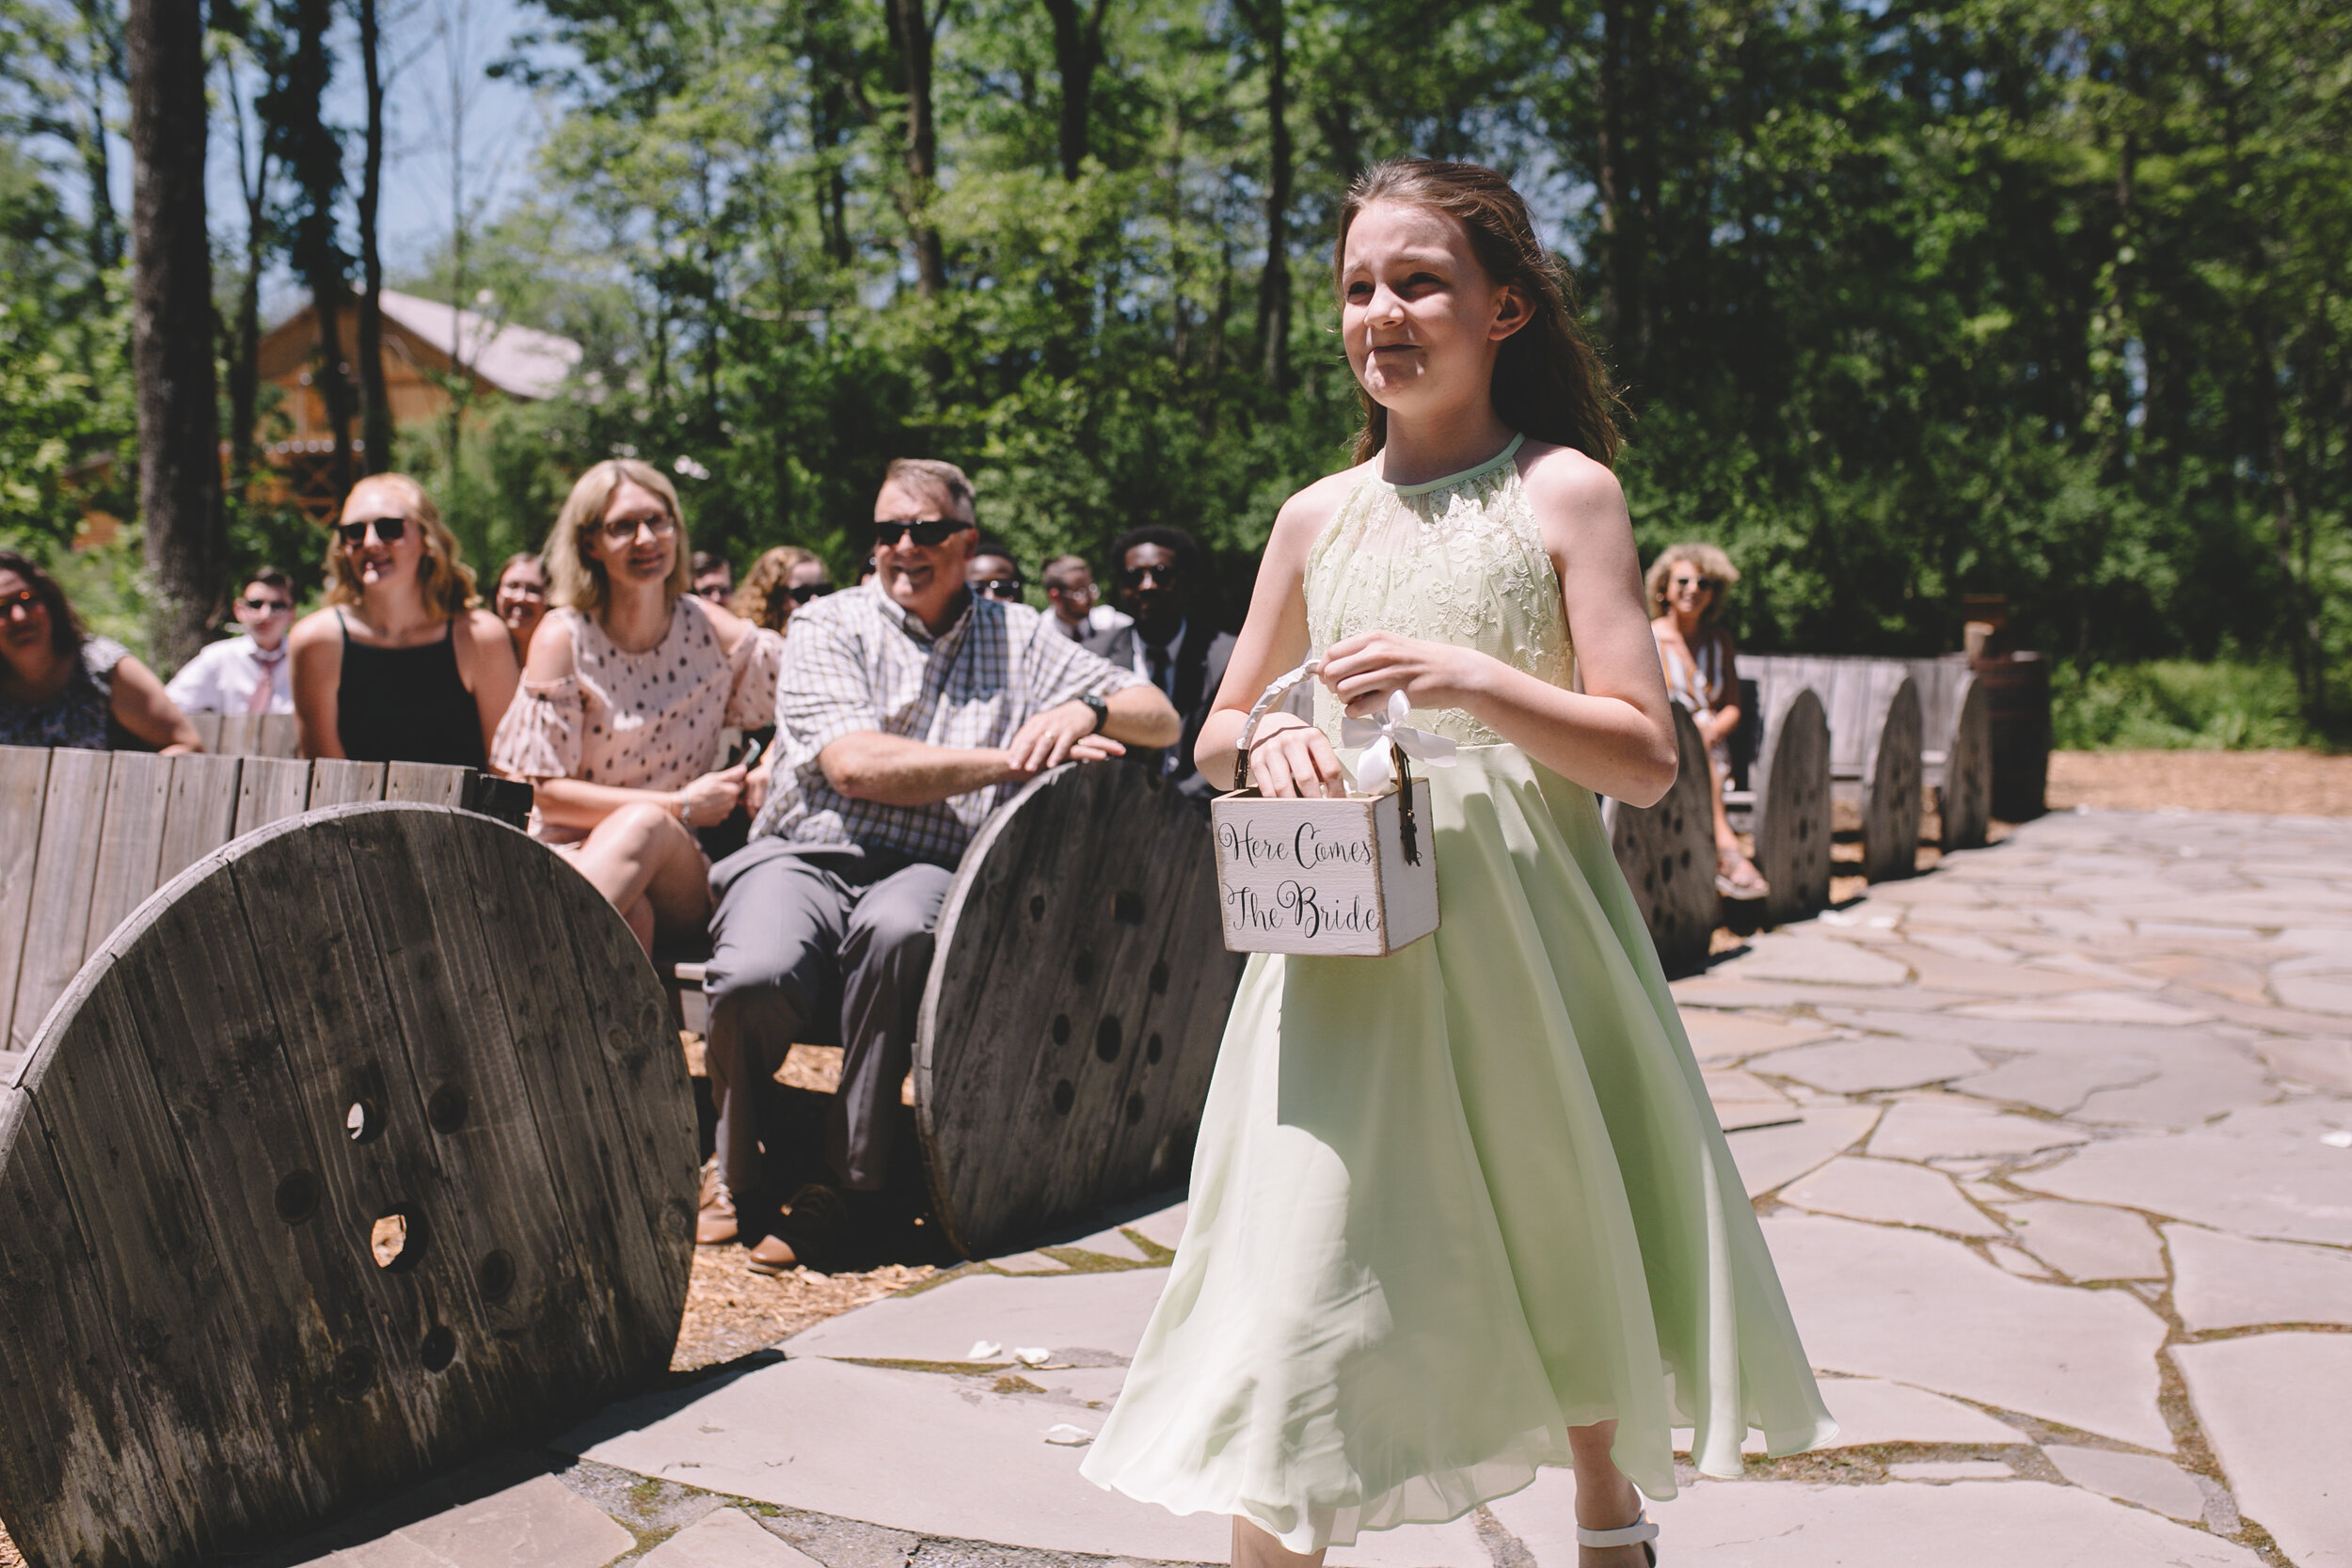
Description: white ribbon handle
1340,689,1458,794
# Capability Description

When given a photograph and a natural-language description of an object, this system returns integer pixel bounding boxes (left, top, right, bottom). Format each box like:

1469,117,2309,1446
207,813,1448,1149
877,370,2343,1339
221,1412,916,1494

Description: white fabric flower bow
1341,689,1457,794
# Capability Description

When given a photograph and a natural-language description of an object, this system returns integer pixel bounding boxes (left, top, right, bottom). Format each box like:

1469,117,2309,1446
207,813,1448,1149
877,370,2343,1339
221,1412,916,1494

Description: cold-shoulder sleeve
490,673,584,780
724,626,785,729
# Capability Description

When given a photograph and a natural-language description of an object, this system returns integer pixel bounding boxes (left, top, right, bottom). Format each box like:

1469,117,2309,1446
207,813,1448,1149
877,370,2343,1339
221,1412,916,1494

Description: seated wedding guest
289,474,518,768
1,550,200,752
1041,553,1130,641
699,457,1178,1272
492,551,548,665
1081,526,1234,801
492,459,785,952
732,545,832,635
964,538,1024,603
164,565,297,714
691,550,735,605
1646,541,1766,900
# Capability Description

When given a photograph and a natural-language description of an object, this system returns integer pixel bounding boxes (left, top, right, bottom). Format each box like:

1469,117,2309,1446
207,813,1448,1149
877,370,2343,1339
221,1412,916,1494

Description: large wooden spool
1743,680,1832,925
0,804,694,1568
1906,657,1992,850
1601,703,1718,977
1746,657,1923,883
915,761,1246,1260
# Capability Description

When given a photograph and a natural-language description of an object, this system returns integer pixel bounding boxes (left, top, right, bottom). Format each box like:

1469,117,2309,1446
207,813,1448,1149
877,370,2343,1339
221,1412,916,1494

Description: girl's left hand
1318,631,1496,720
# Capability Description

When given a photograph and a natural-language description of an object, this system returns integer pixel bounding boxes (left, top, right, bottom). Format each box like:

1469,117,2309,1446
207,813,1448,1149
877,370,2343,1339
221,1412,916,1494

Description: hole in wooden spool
1113,891,1144,925
1029,895,1046,921
426,1083,469,1134
275,1170,319,1224
1095,1016,1121,1063
345,1100,383,1144
1147,1033,1163,1064
1149,960,1168,995
1051,1014,1071,1046
1073,950,1095,986
419,1325,457,1374
1125,1092,1145,1126
369,1210,420,1271
1052,1080,1075,1115
334,1346,377,1399
476,1249,516,1302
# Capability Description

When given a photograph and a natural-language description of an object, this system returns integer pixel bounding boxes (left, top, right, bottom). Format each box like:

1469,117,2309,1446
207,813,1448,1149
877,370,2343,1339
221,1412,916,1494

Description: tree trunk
1596,0,1624,343
356,0,392,475
1041,0,1110,181
74,0,123,275
223,57,269,508
1253,0,1292,392
126,0,223,674
885,0,946,302
276,0,354,503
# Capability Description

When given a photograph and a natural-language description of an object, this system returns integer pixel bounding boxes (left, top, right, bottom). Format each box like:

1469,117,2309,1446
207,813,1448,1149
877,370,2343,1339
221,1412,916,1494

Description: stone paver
254,807,2348,1568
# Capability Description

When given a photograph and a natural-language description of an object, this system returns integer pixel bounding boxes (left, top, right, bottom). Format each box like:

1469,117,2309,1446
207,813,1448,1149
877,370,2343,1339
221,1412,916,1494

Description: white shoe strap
1576,1511,1659,1548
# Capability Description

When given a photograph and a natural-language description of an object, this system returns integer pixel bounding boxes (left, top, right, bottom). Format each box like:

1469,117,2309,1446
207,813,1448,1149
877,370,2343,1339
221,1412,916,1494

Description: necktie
246,653,278,713
1145,641,1172,699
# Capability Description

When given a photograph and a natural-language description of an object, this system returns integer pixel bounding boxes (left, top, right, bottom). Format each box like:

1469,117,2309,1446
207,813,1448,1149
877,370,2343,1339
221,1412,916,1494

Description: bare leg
1569,1420,1652,1566
1707,749,1765,893
568,802,712,952
1232,1518,1324,1568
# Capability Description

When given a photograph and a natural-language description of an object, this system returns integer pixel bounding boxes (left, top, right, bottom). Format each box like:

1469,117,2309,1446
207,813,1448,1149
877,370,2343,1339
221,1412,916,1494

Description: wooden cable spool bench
1741,656,1923,884
1725,671,1834,927
0,747,691,1568
1903,657,1993,851
1599,703,1719,977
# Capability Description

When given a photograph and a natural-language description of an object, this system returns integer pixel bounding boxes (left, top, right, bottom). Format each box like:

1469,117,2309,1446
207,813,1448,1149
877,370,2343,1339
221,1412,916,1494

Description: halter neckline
1370,433,1526,498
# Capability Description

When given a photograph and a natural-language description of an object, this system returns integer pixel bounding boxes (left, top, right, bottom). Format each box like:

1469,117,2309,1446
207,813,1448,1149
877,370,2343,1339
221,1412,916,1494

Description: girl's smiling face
1340,199,1529,422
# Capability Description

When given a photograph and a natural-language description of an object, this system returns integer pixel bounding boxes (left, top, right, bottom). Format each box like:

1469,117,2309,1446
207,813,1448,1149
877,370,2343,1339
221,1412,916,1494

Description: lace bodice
1303,434,1573,747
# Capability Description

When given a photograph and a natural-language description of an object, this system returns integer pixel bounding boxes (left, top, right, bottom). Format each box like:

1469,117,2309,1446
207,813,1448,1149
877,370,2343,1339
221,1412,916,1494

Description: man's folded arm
1102,683,1181,748
818,732,1011,806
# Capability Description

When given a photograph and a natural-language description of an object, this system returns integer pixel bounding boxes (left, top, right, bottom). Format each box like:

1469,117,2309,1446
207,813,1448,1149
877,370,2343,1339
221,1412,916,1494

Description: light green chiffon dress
1078,436,1836,1552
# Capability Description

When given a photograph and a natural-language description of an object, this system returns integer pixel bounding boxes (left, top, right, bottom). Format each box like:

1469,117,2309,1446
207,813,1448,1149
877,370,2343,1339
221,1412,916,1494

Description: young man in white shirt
165,567,297,713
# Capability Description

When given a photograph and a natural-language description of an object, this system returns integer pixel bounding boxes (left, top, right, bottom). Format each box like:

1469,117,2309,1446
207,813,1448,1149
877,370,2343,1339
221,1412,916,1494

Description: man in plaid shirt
701,459,1179,1272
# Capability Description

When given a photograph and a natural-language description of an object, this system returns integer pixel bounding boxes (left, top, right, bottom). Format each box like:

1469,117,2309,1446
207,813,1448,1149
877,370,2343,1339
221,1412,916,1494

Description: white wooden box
1210,779,1438,957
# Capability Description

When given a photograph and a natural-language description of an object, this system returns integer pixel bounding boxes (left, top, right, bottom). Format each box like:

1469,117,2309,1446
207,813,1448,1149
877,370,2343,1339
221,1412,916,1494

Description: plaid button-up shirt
751,583,1148,863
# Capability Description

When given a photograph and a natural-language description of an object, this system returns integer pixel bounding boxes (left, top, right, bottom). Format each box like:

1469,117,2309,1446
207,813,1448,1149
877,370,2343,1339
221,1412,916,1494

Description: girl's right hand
1244,713,1348,799
677,764,747,826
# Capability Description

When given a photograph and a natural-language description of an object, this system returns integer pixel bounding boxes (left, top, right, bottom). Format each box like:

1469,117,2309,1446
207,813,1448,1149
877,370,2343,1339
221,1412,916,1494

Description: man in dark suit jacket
1082,526,1236,802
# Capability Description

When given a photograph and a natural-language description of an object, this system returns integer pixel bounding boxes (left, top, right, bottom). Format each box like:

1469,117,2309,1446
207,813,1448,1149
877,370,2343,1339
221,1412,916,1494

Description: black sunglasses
787,581,835,605
975,577,1025,601
1118,562,1180,589
240,595,294,613
874,517,973,548
2,588,40,613
335,516,407,546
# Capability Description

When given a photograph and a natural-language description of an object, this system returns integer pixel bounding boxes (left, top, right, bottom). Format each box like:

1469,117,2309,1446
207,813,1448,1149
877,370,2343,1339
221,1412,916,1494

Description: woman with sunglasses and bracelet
731,545,833,635
1645,542,1766,900
491,459,785,953
1,550,201,752
290,474,518,769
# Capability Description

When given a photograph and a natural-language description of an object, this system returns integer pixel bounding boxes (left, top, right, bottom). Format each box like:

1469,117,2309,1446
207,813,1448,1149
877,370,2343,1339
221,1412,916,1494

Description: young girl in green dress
1078,159,1834,1566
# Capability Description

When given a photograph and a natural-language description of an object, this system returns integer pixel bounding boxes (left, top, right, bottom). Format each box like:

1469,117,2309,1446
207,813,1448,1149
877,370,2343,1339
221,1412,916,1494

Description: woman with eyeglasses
730,545,833,635
490,458,785,953
288,474,517,769
493,552,550,666
1,549,202,752
1645,541,1767,900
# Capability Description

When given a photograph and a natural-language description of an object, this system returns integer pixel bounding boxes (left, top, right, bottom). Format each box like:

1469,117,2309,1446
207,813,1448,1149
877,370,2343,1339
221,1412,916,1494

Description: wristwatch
1076,692,1109,733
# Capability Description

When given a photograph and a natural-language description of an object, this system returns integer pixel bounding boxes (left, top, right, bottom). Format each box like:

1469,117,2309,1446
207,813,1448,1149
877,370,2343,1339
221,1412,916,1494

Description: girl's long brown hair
1335,159,1623,467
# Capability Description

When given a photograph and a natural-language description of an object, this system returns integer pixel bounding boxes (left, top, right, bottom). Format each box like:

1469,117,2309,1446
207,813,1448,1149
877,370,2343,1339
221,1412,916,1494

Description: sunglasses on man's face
2,588,41,614
336,516,406,546
1119,563,1179,590
240,596,294,614
873,517,972,549
975,577,1025,601
787,581,835,605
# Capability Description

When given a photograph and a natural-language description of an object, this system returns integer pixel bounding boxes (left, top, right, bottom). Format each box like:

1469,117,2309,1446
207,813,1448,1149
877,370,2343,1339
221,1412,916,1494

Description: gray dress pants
703,839,956,1195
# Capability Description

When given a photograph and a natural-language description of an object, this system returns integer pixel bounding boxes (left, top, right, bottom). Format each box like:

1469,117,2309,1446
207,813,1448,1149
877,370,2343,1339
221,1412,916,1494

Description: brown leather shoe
696,1160,739,1247
746,1183,848,1275
744,1232,800,1275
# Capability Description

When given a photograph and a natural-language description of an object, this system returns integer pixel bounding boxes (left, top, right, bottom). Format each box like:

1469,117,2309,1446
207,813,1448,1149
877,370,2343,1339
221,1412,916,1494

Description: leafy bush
2052,660,2321,752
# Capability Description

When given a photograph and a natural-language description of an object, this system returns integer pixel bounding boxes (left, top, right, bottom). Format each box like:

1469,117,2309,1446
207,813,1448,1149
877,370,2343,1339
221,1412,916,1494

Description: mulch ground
2047,747,2352,816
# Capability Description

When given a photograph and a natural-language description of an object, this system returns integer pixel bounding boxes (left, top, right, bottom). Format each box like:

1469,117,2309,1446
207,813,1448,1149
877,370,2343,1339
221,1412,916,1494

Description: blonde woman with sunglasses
290,474,518,768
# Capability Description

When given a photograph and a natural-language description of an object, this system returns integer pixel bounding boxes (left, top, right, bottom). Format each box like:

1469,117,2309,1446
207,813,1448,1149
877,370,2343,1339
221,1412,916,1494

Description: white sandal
1577,1509,1659,1564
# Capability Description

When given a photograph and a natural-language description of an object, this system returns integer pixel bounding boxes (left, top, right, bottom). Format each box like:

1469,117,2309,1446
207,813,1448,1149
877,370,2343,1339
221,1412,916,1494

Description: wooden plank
8,749,114,1054
307,759,386,808
1751,682,1832,927
1938,676,1993,849
258,712,299,757
153,754,245,886
0,1084,193,1566
1604,703,1720,977
1858,671,1923,882
215,712,261,756
0,747,55,1080
234,757,313,836
383,762,470,808
188,712,222,752
83,752,177,962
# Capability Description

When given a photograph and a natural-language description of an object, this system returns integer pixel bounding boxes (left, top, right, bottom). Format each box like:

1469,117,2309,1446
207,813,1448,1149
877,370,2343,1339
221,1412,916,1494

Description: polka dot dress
490,596,783,843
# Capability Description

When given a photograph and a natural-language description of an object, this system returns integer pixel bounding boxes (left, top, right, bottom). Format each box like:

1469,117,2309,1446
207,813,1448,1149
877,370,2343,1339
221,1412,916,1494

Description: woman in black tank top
290,474,518,768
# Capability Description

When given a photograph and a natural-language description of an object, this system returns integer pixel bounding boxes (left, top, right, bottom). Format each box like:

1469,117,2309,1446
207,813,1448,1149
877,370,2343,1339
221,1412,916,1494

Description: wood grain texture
914,762,1245,1259
307,759,387,807
154,753,245,885
234,757,314,835
0,748,54,1077
82,752,176,963
258,713,299,757
1748,680,1832,927
384,762,469,807
215,713,261,756
8,749,113,1054
1602,703,1718,977
1905,657,1990,850
0,805,693,1567
188,712,222,751
1857,672,1923,882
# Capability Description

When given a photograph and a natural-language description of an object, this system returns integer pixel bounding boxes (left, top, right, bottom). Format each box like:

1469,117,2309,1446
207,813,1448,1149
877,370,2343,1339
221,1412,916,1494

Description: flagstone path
263,806,2351,1568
